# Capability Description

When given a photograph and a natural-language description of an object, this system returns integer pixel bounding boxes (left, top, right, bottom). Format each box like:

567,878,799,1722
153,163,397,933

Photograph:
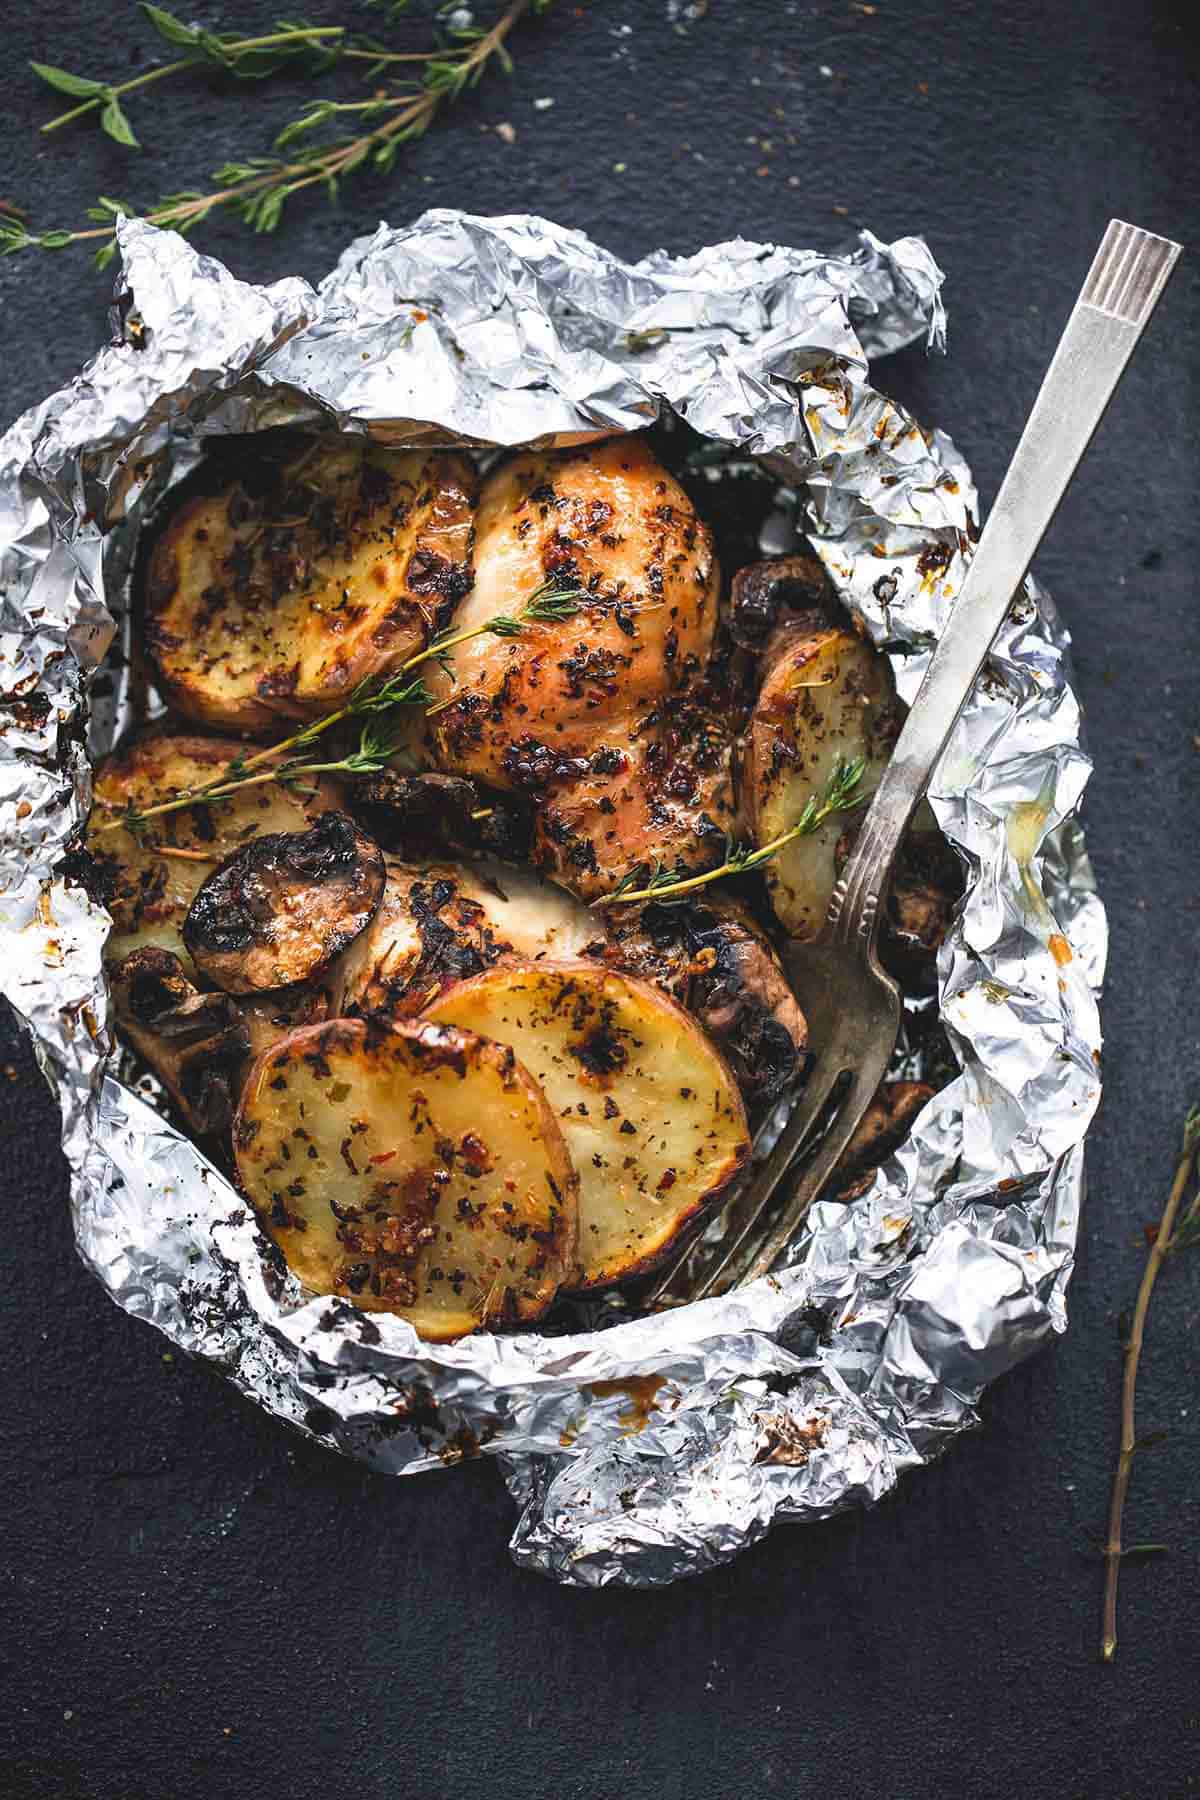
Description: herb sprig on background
1100,1102,1200,1663
4,0,552,268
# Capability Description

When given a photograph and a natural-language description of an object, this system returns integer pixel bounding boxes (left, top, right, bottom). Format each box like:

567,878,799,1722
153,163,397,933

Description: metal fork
668,218,1181,1304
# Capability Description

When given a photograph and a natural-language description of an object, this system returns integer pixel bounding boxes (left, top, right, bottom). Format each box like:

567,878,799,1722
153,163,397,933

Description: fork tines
1081,220,1182,326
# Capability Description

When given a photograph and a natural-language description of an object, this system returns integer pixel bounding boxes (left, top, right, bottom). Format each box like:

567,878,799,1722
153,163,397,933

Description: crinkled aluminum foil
0,210,1103,1588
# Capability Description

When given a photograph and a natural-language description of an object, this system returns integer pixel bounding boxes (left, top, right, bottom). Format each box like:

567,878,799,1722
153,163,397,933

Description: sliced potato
422,962,750,1288
183,811,384,995
235,1019,578,1341
86,734,343,974
145,444,476,732
744,625,901,939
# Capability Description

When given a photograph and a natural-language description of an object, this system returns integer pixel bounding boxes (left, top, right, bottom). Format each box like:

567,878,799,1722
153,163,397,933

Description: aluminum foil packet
0,210,1104,1588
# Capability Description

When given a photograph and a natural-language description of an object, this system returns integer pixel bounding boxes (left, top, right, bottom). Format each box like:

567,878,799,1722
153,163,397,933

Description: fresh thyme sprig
423,578,591,714
32,12,348,150
93,578,589,836
9,0,551,268
1101,1102,1200,1663
598,755,868,908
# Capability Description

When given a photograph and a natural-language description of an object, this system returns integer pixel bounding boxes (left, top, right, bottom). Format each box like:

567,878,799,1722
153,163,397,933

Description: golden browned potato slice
87,734,343,975
183,812,384,995
422,963,750,1288
234,1018,578,1340
744,625,902,939
145,443,476,733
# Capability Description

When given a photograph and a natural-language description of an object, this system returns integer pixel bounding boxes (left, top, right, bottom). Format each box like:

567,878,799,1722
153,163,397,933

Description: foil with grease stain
0,211,1103,1587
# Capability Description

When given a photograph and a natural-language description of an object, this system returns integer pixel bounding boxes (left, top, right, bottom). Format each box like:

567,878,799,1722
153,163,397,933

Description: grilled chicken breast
429,438,733,898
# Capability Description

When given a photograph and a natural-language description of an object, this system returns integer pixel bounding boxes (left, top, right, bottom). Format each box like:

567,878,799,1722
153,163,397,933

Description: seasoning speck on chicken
145,442,477,733
184,811,385,994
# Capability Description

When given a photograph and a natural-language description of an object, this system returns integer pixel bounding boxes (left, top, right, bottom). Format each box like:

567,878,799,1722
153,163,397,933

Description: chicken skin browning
429,438,733,900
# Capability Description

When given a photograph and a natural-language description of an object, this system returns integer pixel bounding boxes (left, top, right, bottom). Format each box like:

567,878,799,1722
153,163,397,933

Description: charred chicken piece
728,553,837,652
183,811,385,995
347,770,532,865
599,897,808,1110
145,442,477,733
109,945,250,1135
429,437,733,900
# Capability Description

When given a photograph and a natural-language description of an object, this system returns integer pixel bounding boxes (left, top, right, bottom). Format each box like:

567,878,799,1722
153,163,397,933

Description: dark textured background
2,3,1198,1796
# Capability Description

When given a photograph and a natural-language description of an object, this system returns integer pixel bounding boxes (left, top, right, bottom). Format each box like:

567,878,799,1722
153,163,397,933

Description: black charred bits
183,810,384,994
501,736,628,795
405,545,472,604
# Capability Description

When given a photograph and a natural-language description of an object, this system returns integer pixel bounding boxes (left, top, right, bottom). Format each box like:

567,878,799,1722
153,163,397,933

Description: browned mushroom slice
86,733,345,976
347,771,533,864
878,822,965,991
183,811,385,995
829,1080,934,1201
109,946,251,1135
728,554,837,651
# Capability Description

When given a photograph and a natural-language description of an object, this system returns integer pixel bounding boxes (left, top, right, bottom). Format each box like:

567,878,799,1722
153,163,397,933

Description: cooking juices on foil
0,212,1104,1586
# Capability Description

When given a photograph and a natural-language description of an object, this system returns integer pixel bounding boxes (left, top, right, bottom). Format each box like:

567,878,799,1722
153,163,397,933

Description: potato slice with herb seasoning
745,626,902,939
234,1018,578,1340
86,734,344,975
422,963,750,1288
145,443,476,733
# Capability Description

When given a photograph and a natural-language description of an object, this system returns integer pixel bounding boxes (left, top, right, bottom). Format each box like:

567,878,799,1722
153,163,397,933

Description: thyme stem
93,577,586,836
39,28,347,135
598,756,868,908
1101,1106,1200,1662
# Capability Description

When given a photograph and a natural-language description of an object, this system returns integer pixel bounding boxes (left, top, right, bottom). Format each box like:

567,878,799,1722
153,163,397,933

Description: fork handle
828,220,1180,949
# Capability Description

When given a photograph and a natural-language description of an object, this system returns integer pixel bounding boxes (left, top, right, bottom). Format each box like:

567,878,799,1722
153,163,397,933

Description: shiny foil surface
0,211,1104,1587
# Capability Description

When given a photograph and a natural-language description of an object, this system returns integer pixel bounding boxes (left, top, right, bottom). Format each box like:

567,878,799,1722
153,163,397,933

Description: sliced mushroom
879,825,965,991
598,895,807,1110
830,1080,934,1200
728,553,837,652
347,771,532,865
109,946,251,1135
183,811,385,995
